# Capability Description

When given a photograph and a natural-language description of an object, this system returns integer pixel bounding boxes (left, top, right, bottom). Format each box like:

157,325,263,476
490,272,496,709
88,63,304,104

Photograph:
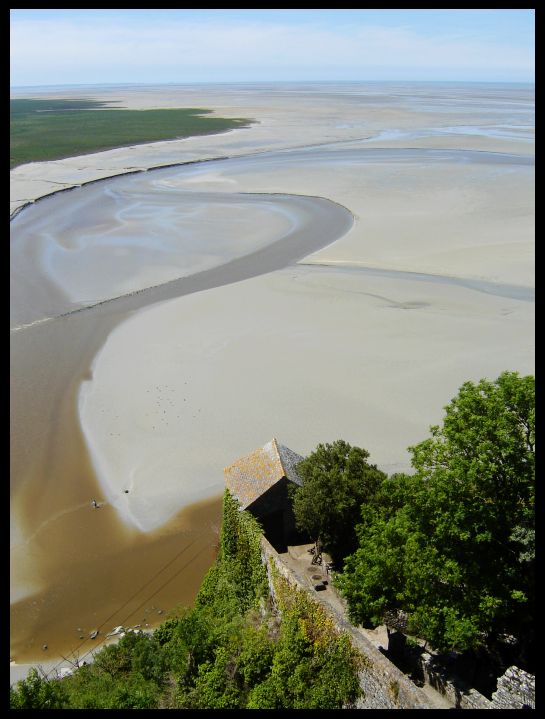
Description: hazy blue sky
10,8,534,87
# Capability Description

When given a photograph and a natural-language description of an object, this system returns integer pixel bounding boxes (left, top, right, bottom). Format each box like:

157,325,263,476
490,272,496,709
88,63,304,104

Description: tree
10,668,68,709
290,439,386,562
338,372,535,655
61,633,163,709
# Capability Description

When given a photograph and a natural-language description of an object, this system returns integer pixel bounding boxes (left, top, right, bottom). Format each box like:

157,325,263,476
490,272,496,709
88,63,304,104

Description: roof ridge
272,437,287,478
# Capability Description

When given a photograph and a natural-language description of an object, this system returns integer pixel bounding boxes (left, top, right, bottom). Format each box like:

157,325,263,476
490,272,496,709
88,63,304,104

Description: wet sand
10,81,534,216
10,179,353,329
78,264,534,527
10,173,353,661
10,82,534,667
10,495,222,664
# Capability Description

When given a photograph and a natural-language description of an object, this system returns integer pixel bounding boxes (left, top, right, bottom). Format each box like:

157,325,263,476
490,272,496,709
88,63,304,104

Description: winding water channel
10,141,534,662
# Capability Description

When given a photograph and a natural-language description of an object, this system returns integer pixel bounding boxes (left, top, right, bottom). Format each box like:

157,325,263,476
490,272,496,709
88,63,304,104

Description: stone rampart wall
491,666,535,709
420,652,493,709
260,536,536,711
260,536,433,709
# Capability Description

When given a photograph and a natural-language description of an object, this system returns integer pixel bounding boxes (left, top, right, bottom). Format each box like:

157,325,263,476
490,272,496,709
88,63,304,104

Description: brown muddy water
11,494,222,663
10,162,354,663
10,289,225,664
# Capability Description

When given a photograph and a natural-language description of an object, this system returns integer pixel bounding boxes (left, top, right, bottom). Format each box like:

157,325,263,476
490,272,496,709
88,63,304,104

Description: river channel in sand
10,82,534,667
10,157,354,663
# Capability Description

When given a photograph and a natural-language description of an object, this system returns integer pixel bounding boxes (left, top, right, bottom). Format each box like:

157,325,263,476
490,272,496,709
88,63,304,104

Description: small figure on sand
91,499,99,509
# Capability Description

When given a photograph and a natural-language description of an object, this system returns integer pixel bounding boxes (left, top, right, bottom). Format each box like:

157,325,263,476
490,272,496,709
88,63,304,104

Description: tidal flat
10,81,534,667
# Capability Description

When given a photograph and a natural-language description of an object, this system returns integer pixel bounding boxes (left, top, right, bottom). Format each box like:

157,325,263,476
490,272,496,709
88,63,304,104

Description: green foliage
153,616,179,646
237,624,275,686
10,98,252,168
21,489,361,709
291,439,387,562
246,677,282,709
91,631,166,684
161,497,362,709
180,645,242,709
10,668,68,709
61,633,163,709
214,489,269,612
264,564,363,709
338,372,535,654
62,663,160,709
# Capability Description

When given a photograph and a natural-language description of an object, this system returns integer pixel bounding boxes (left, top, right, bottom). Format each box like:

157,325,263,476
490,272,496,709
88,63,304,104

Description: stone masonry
491,666,535,710
261,536,433,709
260,536,536,710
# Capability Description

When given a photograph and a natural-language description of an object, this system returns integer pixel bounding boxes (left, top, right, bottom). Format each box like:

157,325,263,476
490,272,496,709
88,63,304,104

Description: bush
10,668,68,709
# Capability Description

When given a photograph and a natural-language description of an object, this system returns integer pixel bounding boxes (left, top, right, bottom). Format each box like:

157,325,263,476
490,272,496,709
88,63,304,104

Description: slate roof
224,438,304,510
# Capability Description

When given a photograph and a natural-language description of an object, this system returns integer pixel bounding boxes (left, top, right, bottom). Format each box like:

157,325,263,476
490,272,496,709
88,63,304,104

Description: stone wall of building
420,652,493,709
260,536,433,709
491,666,535,710
420,651,536,709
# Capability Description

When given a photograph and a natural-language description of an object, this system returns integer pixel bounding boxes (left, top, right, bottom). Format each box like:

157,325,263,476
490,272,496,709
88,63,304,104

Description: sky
10,8,535,87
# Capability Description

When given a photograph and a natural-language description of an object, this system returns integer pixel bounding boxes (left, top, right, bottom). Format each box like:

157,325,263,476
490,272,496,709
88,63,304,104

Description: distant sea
10,80,535,94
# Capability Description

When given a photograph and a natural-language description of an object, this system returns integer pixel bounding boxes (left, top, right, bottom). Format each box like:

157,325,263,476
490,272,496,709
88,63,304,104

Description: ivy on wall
220,490,269,609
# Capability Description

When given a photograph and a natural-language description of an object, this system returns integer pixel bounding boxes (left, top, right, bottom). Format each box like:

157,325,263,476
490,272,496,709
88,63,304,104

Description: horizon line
10,79,536,90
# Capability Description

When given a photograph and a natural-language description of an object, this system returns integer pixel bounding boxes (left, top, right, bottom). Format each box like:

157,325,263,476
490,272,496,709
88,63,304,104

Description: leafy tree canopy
291,439,387,562
337,372,535,655
10,668,68,710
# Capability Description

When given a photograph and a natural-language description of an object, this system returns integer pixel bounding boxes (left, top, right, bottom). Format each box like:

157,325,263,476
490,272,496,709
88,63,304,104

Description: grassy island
10,98,252,168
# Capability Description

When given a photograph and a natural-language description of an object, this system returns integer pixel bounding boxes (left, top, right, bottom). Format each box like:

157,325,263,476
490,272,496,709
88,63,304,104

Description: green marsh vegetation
10,98,252,168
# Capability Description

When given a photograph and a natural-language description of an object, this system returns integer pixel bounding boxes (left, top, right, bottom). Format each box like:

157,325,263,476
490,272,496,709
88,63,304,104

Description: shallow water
10,145,532,330
299,263,535,303
10,155,354,661
10,170,355,329
10,81,534,663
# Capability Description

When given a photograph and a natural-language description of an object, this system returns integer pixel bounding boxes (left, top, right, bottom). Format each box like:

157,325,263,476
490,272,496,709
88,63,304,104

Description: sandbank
11,82,534,663
10,82,534,215
79,264,534,532
11,175,353,328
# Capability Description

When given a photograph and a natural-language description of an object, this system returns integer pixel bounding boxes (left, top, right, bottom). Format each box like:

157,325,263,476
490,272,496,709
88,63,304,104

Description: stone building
224,439,535,709
224,438,308,551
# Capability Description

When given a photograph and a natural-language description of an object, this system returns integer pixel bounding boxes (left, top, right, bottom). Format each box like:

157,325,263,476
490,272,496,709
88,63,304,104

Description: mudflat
10,82,534,666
